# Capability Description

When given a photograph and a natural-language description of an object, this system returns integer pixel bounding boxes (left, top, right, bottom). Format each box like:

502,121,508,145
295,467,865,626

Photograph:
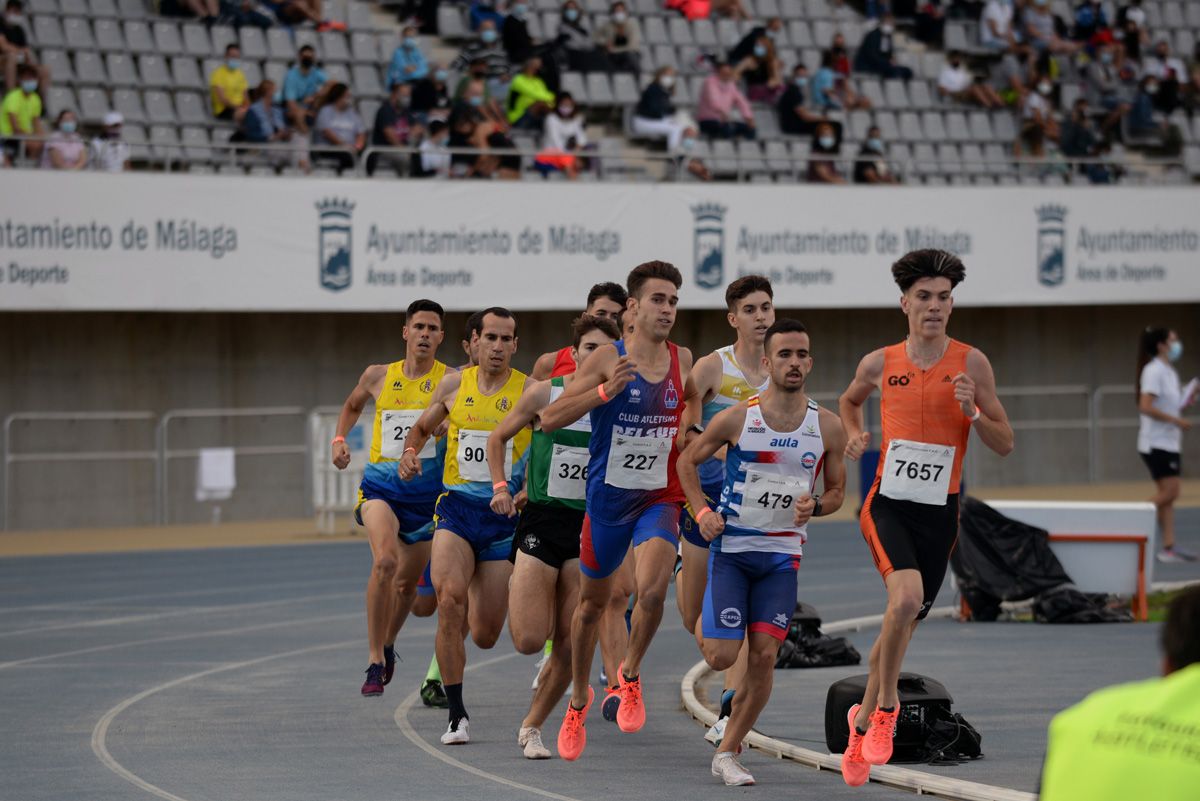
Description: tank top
698,345,770,489
716,395,824,555
550,346,576,378
361,359,448,500
586,339,686,525
526,377,592,510
873,339,973,500
443,366,531,501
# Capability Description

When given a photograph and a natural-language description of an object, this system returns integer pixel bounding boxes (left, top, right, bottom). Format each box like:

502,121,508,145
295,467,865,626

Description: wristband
597,384,610,402
402,446,417,456
331,435,345,445
493,481,510,494
695,506,713,522
968,406,981,422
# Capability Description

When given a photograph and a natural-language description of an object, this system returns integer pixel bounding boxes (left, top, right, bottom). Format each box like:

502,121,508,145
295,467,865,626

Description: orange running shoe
557,686,595,761
616,662,645,733
840,704,870,787
861,706,898,766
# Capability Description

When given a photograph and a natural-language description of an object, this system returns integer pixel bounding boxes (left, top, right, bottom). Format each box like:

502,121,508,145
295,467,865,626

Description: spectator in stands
853,125,899,184
469,0,504,32
980,0,1021,52
807,121,844,184
914,0,946,46
595,2,641,73
1084,41,1132,137
39,110,86,170
243,80,310,171
992,48,1032,106
665,0,714,21
503,1,536,66
411,119,450,177
731,30,784,104
448,105,493,178
536,91,587,179
813,51,870,111
854,15,913,79
411,64,452,121
1072,1,1110,43
223,0,275,30
631,66,696,150
1021,72,1060,146
387,26,430,89
728,17,783,63
507,56,555,129
210,44,250,123
710,0,748,20
778,64,825,136
263,0,330,30
559,0,609,72
453,22,511,98
1117,17,1144,61
697,61,755,140
1023,0,1081,54
1128,75,1183,155
89,111,129,172
1,1,45,95
160,0,220,26
1143,40,1186,114
1013,118,1066,179
368,81,419,176
1115,1,1147,33
938,51,1004,108
1181,65,1200,117
0,62,41,164
457,72,509,129
281,44,331,134
829,31,852,76
1059,98,1114,183
313,83,366,171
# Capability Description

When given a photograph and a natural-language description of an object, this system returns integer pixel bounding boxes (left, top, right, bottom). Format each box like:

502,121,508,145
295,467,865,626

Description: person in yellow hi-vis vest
1040,585,1200,801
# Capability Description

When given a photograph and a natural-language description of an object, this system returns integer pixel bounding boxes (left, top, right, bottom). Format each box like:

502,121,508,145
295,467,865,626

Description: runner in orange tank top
836,250,1014,787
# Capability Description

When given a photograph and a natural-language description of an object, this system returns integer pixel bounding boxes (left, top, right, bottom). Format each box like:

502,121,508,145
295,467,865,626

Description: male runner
838,250,1013,786
400,307,532,745
331,299,448,698
530,283,627,379
679,318,846,785
540,260,693,761
487,314,621,759
458,310,485,370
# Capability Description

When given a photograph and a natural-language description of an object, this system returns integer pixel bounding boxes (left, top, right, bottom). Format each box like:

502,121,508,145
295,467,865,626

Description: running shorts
1141,449,1181,481
354,488,435,544
700,549,800,642
680,480,724,550
580,502,681,579
514,501,584,569
433,491,518,563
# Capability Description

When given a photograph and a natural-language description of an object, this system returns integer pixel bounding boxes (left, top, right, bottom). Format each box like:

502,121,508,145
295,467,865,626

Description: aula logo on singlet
316,198,355,292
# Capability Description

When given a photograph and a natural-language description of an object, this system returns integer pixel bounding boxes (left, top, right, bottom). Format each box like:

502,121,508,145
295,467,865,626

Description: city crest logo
1036,204,1067,288
316,198,355,292
691,202,726,290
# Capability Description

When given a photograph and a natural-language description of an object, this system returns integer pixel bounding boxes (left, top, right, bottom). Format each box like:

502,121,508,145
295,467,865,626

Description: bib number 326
548,444,589,500
880,439,954,506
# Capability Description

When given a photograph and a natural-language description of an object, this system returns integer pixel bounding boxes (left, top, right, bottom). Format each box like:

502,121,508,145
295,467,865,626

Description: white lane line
393,651,588,801
0,591,360,638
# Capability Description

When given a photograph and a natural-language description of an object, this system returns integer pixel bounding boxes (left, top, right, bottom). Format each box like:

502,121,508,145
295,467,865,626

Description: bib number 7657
891,460,944,484
879,439,954,506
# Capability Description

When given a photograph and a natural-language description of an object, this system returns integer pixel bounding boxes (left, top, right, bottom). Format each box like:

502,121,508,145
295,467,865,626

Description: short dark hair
587,281,628,309
463,310,486,343
406,298,444,322
1163,585,1200,672
627,260,682,298
479,306,517,335
16,63,36,80
725,275,773,310
325,82,350,105
428,119,448,135
571,314,621,349
763,318,809,353
225,43,240,55
891,249,966,292
299,44,316,54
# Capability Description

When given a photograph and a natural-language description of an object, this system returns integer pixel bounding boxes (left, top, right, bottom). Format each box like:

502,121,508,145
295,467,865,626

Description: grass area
1147,589,1185,623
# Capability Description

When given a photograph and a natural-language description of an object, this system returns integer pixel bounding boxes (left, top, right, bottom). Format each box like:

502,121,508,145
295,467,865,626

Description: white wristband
968,406,981,422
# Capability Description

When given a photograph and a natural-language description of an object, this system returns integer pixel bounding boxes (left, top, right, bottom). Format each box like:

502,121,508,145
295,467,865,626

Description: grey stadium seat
858,78,885,109
350,64,383,97
738,139,769,174
39,50,75,84
62,18,95,50
908,80,934,109
992,111,1016,142
586,72,614,105
960,143,985,175
358,99,381,128
28,0,57,13
968,111,994,142
612,72,639,105
124,21,155,54
294,29,319,53
117,0,147,17
667,17,694,46
144,90,178,124
241,60,263,89
45,86,77,118
693,19,718,48
912,142,937,176
652,44,677,71
848,109,871,140
875,110,899,141
171,56,205,91
31,16,65,48
788,20,812,48
105,53,138,87
561,72,587,103
937,143,962,175
898,111,923,141
884,79,909,109
60,0,86,15
183,23,214,57
921,110,947,141
77,87,109,120
239,27,269,61
347,1,373,31
764,139,791,173
325,62,351,85
709,140,738,177
112,89,147,124
138,55,172,89
437,5,467,40
153,21,184,55
267,28,294,61
149,124,181,160
181,126,212,162
945,111,970,142
94,18,124,51
90,0,117,13
644,17,669,46
210,25,237,56
175,91,208,125
350,32,378,63
263,60,288,85
320,31,351,63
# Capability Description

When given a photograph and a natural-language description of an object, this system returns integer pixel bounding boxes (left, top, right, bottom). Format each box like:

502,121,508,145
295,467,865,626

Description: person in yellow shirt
506,56,555,128
210,43,249,122
1041,584,1200,801
0,62,42,163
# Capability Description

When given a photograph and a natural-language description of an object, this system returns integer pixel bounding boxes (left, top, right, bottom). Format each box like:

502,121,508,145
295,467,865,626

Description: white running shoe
531,651,550,690
705,717,728,746
1157,547,1198,563
440,718,470,745
518,726,552,759
711,752,755,786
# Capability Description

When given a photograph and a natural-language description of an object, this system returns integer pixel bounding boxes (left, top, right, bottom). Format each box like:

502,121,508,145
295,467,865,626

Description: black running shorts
1140,449,1181,481
512,501,584,570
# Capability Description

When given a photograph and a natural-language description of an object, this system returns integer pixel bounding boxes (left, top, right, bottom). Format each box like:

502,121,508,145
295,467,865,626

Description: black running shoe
383,645,396,686
362,663,385,697
421,679,449,708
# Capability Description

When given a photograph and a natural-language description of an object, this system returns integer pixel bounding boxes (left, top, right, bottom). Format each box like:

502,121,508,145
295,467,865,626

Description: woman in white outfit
631,66,696,151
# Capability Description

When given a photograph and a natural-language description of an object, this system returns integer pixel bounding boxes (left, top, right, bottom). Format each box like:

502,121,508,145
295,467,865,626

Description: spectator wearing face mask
595,2,641,73
1023,0,1081,54
828,32,852,76
313,82,366,171
1128,75,1184,156
807,121,844,184
1,1,47,96
854,15,914,79
242,80,310,171
411,63,453,121
853,125,898,184
453,22,511,100
457,72,509,130
280,45,331,134
980,0,1022,53
1142,40,1186,115
813,50,871,111
0,61,42,163
387,26,430,89
1059,98,1114,184
536,92,587,178
210,44,250,123
731,28,784,104
728,17,782,63
503,1,536,65
369,81,420,175
777,64,825,136
39,110,86,170
938,51,1004,109
697,61,756,140
90,111,130,172
992,47,1033,107
1021,72,1060,144
412,119,451,177
469,0,503,31
559,0,609,72
1084,42,1132,137
507,56,555,129
631,67,695,150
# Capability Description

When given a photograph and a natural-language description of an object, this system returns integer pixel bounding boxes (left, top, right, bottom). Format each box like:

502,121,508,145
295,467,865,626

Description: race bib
605,433,670,490
879,439,955,505
737,468,809,531
457,428,511,483
547,444,590,500
380,410,435,460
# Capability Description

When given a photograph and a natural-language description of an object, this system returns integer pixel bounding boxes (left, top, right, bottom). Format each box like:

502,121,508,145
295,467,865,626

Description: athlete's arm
958,349,1014,457
1139,392,1191,428
331,364,386,469
530,350,558,381
796,408,847,526
540,344,628,432
839,349,884,461
487,380,550,517
398,372,460,479
678,403,746,542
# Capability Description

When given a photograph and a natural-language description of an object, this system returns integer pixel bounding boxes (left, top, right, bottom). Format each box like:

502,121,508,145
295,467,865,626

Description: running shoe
1158,547,1199,563
704,717,727,747
601,687,621,722
840,704,870,787
383,644,395,686
421,678,449,708
557,686,595,761
616,662,645,733
861,706,898,766
711,752,755,786
441,717,470,745
361,663,385,697
518,726,552,759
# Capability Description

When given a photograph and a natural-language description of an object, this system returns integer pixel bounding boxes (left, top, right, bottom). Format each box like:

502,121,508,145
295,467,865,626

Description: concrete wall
2,303,1197,529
